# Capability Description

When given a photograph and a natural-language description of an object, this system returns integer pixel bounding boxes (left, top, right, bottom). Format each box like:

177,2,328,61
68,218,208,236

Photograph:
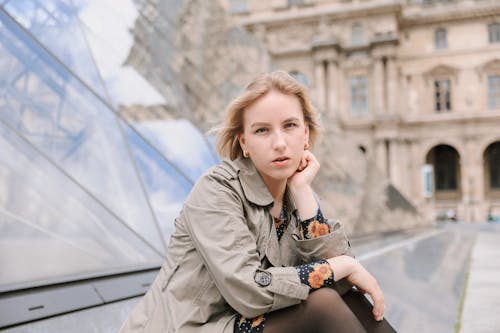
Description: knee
305,288,344,315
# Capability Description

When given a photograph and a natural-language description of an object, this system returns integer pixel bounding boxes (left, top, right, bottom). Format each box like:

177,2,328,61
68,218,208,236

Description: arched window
426,145,461,200
484,141,500,191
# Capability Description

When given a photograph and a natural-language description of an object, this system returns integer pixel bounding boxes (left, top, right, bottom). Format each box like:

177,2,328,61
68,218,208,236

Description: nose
272,130,286,151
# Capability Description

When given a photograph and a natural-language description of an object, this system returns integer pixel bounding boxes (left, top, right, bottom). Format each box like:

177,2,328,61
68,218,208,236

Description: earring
304,142,310,150
243,150,249,158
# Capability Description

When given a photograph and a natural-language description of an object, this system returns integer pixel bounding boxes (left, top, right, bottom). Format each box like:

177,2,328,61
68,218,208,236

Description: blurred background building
224,0,500,223
0,0,498,331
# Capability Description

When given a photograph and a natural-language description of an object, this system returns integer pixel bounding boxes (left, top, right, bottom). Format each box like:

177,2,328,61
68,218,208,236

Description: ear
238,133,246,152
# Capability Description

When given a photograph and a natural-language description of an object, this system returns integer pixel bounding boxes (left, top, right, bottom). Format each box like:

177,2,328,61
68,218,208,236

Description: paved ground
460,223,500,333
2,222,499,333
356,224,475,333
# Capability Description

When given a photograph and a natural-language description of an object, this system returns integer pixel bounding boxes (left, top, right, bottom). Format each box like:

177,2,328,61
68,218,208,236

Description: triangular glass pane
72,0,180,109
0,10,166,253
123,121,192,240
131,119,219,183
2,0,108,102
0,120,162,290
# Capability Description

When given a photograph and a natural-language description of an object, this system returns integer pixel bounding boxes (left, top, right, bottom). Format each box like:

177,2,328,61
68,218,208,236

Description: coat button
255,271,272,286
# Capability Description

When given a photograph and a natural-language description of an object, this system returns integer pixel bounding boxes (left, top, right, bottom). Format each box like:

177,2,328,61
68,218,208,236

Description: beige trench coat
119,157,352,333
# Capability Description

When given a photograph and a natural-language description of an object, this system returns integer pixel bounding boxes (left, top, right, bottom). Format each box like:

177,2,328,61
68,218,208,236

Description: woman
120,71,395,333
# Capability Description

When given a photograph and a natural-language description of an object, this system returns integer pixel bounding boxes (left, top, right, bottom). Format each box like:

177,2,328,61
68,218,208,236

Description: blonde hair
216,71,320,160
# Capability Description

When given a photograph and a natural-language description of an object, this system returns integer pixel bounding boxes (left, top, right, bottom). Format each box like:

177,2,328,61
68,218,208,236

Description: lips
272,156,290,163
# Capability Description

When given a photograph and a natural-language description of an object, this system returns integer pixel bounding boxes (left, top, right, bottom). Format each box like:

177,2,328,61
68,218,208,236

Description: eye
284,122,298,129
254,127,268,134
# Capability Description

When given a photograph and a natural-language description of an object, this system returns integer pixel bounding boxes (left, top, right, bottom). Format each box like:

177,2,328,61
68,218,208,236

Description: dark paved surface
3,222,498,333
356,224,475,333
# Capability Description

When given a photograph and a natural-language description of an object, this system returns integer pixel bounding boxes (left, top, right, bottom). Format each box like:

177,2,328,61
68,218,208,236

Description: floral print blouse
234,204,335,333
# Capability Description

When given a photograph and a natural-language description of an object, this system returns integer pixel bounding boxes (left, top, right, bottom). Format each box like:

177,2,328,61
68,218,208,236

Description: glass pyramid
0,0,217,294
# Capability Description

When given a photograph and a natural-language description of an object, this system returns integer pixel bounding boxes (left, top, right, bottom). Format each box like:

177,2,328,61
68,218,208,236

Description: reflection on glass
72,0,166,108
3,0,167,108
124,122,192,239
132,119,218,183
0,121,162,288
0,10,166,253
3,0,108,100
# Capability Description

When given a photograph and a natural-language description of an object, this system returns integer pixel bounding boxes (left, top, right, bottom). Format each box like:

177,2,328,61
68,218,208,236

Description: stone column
375,139,388,177
389,139,405,195
314,59,326,113
327,59,339,117
373,58,385,116
460,140,473,222
386,57,398,115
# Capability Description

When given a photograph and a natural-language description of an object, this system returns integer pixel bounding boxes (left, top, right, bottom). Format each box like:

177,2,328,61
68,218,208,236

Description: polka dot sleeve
234,261,335,332
295,259,334,290
299,208,330,240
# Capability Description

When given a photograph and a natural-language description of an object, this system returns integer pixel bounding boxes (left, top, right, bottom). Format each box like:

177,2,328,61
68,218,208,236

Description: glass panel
131,119,218,183
124,121,193,239
434,29,447,49
435,79,451,112
0,121,161,288
351,76,367,116
0,9,166,253
2,0,108,101
489,75,500,110
70,0,168,108
489,23,500,44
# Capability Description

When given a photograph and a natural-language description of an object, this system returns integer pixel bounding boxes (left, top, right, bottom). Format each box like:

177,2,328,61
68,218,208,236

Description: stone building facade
224,0,500,222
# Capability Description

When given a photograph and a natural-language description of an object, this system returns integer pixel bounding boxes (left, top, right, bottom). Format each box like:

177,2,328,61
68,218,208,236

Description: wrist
288,183,313,195
327,255,358,282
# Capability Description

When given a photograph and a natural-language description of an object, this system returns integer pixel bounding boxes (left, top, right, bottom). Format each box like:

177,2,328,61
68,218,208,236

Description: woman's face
238,90,309,186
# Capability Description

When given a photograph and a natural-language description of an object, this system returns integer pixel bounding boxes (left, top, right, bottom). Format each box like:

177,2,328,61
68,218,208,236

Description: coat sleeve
182,174,309,319
292,210,354,296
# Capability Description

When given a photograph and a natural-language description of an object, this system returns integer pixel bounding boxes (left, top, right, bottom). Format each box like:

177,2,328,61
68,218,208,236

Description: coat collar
231,157,298,214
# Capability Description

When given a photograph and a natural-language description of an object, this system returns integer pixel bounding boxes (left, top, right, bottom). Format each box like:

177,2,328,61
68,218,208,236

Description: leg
262,288,366,333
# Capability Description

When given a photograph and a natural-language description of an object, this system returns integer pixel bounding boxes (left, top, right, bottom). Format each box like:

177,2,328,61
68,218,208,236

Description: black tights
263,288,396,333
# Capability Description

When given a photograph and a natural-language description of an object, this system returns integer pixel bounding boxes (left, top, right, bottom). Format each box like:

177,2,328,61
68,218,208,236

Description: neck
262,176,287,203
264,177,286,219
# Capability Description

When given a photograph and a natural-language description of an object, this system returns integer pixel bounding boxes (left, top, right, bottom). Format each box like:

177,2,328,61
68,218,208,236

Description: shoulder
187,159,244,204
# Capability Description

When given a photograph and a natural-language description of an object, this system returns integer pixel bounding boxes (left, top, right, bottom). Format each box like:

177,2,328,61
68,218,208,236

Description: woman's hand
287,150,320,219
287,150,320,189
327,256,385,321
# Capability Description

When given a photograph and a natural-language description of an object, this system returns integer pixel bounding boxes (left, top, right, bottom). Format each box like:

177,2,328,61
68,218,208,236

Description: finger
298,154,308,171
371,293,385,321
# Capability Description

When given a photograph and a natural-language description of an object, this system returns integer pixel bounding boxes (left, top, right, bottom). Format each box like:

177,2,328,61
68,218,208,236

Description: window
351,24,364,46
435,79,451,112
351,76,368,116
289,71,309,87
434,29,447,49
488,143,500,189
229,0,247,14
488,23,500,43
489,75,500,109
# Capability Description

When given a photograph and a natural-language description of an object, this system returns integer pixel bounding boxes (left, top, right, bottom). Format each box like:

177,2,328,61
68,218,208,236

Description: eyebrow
249,117,301,128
